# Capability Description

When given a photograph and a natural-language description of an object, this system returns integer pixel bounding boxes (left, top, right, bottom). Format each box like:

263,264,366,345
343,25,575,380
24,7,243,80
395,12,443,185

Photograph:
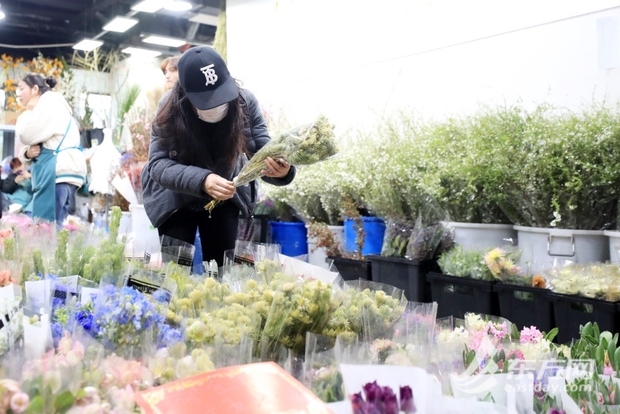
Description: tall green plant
116,84,141,144
493,102,620,229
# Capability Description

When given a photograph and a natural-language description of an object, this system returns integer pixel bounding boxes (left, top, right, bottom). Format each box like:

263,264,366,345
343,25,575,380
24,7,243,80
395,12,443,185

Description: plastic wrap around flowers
204,115,338,213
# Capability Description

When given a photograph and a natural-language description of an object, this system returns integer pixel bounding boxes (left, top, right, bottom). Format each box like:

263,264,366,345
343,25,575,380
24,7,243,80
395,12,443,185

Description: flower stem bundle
205,115,338,212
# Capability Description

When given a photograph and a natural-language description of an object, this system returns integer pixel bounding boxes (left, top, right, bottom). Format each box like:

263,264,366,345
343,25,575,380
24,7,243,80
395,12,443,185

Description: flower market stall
0,209,614,414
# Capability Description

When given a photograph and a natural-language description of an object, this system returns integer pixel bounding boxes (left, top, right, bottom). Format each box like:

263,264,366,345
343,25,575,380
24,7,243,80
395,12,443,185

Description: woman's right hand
26,145,41,160
203,173,235,201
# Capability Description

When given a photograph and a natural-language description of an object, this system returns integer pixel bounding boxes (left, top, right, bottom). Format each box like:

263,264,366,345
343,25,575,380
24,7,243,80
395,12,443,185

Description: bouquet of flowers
204,115,338,212
438,245,523,283
405,198,454,261
483,247,524,284
90,285,164,357
350,381,416,414
381,219,414,258
382,302,438,368
545,262,620,300
431,316,468,394
354,281,407,342
320,280,406,343
184,302,262,349
303,332,344,403
20,333,87,413
260,277,339,359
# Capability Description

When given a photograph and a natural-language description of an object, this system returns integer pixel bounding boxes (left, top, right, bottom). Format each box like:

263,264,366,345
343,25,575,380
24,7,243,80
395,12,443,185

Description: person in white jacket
15,74,87,225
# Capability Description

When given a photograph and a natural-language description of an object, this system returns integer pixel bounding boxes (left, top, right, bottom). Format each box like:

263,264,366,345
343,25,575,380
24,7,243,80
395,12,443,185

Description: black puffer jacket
142,88,295,228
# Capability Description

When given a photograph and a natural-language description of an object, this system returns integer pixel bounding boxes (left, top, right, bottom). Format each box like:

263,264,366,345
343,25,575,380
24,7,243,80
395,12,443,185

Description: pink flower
604,365,616,376
0,379,21,394
72,340,85,359
469,330,486,352
508,349,525,360
489,322,508,340
108,385,135,411
10,392,29,413
520,326,543,344
596,392,604,404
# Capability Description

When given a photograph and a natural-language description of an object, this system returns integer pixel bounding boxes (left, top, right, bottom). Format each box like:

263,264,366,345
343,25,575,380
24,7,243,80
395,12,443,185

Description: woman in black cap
142,46,295,266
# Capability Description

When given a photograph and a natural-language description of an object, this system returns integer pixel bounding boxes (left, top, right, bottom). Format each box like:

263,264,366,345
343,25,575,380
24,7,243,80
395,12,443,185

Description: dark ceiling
0,0,220,60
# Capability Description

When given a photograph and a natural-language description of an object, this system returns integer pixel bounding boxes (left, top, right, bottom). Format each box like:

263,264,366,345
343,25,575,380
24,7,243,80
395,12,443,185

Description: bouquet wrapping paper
135,361,331,414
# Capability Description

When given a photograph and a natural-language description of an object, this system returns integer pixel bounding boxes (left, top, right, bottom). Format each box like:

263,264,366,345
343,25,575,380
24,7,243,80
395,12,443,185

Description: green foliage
571,322,620,374
33,249,45,276
265,101,620,230
54,229,70,275
80,207,126,284
116,84,141,143
437,245,493,280
109,206,122,242
3,237,15,261
566,373,620,412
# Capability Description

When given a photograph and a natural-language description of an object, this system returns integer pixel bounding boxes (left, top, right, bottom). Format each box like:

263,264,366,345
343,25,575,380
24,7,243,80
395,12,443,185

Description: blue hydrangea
92,285,165,350
157,323,183,349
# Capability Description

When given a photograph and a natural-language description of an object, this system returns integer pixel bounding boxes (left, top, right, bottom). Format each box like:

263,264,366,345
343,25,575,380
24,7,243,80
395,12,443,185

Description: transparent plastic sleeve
381,218,414,258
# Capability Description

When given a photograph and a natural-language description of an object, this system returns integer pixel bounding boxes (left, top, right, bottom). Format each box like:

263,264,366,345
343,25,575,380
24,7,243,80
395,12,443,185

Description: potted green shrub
356,114,452,301
487,103,620,271
425,107,518,250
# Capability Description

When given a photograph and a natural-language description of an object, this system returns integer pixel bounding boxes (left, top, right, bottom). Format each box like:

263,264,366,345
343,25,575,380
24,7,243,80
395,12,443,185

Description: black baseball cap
177,46,239,110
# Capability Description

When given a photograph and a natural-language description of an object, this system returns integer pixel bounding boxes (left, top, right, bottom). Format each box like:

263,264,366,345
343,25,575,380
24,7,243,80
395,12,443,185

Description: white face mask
196,103,229,123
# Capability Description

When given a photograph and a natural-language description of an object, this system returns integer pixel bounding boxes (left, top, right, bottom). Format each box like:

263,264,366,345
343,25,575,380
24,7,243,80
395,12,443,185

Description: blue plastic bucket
269,221,309,257
344,217,386,256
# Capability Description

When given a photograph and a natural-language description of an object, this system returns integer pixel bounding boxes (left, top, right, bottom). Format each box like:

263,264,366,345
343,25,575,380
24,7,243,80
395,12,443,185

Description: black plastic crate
368,256,437,302
549,292,620,344
493,283,553,333
326,256,372,281
426,272,499,319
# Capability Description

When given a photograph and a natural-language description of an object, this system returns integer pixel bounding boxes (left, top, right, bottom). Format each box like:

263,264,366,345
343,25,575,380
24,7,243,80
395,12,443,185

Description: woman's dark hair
153,81,246,171
9,158,21,171
21,74,57,94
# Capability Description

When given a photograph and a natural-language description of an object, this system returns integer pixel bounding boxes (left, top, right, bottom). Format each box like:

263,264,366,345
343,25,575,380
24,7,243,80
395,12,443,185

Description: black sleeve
1,174,17,194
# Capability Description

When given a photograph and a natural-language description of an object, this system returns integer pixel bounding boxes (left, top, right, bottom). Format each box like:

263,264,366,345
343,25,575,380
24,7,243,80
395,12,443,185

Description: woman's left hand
262,157,290,178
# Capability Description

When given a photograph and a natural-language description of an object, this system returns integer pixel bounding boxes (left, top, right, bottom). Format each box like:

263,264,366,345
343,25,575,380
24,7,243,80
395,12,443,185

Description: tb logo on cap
200,64,218,86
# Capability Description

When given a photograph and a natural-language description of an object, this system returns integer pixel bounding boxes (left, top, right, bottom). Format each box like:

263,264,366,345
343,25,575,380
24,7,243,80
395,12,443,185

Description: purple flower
380,386,398,414
363,381,382,405
400,386,416,413
547,408,565,414
351,392,368,414
533,380,545,401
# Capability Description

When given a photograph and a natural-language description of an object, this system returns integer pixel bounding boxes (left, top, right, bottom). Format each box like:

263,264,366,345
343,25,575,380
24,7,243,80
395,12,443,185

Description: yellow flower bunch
483,247,522,281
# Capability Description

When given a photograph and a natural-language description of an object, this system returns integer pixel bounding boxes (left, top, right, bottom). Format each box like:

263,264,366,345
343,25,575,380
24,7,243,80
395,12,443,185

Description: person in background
2,158,33,215
161,55,181,90
15,74,87,226
142,46,295,266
